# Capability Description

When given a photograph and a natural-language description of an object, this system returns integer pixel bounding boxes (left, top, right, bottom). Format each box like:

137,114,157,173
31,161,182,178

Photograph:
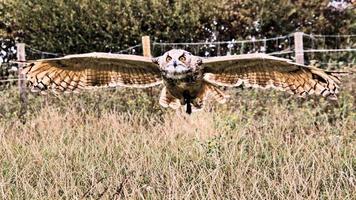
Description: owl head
153,49,202,79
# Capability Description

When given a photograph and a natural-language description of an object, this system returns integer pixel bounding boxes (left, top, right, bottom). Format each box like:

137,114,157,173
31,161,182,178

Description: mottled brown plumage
203,54,341,98
23,53,162,93
23,50,343,113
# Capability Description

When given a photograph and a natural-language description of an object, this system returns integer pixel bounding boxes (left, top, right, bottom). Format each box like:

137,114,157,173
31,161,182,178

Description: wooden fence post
16,43,27,123
294,32,304,64
142,36,151,57
142,36,154,97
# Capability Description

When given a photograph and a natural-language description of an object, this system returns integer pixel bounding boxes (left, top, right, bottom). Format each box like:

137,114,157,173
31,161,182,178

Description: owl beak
173,61,178,67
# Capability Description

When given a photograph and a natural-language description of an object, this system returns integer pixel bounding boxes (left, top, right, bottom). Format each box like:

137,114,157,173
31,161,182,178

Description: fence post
142,36,151,57
263,37,267,53
240,42,245,55
294,32,304,64
16,43,27,123
142,36,154,97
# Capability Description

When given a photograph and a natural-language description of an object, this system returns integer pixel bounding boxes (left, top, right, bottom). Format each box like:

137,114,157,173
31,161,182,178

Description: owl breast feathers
23,49,345,114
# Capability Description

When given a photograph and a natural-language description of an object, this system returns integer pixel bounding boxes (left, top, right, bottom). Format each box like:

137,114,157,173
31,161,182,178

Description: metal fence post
16,43,27,123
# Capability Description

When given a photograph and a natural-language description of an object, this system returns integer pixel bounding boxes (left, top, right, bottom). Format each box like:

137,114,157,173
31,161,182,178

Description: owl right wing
23,53,162,92
202,54,343,98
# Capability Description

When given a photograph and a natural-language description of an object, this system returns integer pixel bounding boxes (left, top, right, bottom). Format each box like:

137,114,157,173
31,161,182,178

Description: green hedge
0,0,354,54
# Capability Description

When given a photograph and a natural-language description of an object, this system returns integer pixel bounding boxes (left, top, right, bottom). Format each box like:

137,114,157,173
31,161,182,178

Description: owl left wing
202,53,342,98
23,53,162,92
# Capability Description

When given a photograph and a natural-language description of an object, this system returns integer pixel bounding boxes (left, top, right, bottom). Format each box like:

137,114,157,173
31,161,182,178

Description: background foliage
1,0,355,54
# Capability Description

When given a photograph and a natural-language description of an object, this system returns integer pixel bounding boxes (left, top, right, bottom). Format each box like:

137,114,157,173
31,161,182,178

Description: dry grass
0,77,355,199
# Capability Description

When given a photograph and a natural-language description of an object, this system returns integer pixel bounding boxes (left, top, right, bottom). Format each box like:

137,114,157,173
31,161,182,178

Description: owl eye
166,56,172,62
179,56,186,62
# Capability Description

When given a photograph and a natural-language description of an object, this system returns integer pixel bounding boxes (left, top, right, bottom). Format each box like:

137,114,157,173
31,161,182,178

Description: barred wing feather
203,54,342,98
23,53,162,92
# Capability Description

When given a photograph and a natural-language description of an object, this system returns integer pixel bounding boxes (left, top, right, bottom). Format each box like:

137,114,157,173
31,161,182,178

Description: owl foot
159,87,180,109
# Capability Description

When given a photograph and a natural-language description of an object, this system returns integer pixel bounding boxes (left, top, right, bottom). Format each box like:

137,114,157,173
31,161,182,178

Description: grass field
0,76,355,199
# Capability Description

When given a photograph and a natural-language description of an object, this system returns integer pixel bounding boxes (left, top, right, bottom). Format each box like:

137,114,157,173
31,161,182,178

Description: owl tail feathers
159,87,180,109
159,84,228,114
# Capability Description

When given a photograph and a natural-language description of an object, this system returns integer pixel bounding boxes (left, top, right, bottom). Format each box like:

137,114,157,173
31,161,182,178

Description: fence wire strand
153,34,293,46
304,34,356,38
115,44,142,54
26,46,63,57
0,78,23,83
1,33,355,85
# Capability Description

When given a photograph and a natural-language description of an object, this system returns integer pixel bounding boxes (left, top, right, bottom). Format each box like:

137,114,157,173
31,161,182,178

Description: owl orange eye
179,56,186,62
166,56,172,62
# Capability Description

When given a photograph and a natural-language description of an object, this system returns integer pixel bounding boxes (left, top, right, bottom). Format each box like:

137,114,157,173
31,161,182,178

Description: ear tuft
196,57,203,66
152,57,159,65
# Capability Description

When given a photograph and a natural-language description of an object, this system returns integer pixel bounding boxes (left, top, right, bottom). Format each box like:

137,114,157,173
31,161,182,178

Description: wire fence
152,34,295,58
1,32,355,88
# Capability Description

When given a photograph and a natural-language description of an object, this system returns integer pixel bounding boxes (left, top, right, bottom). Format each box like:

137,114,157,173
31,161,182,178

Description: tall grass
0,77,355,199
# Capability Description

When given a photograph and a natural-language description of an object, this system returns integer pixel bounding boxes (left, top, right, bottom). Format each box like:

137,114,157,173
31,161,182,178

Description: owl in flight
23,49,342,114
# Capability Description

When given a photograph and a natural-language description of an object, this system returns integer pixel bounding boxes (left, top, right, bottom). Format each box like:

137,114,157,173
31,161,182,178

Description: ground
0,77,355,199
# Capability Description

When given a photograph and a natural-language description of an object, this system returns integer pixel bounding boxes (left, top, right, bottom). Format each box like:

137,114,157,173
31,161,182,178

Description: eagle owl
23,49,342,114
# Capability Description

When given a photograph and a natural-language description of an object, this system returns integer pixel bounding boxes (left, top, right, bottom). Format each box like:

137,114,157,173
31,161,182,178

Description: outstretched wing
203,54,342,98
23,53,162,92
